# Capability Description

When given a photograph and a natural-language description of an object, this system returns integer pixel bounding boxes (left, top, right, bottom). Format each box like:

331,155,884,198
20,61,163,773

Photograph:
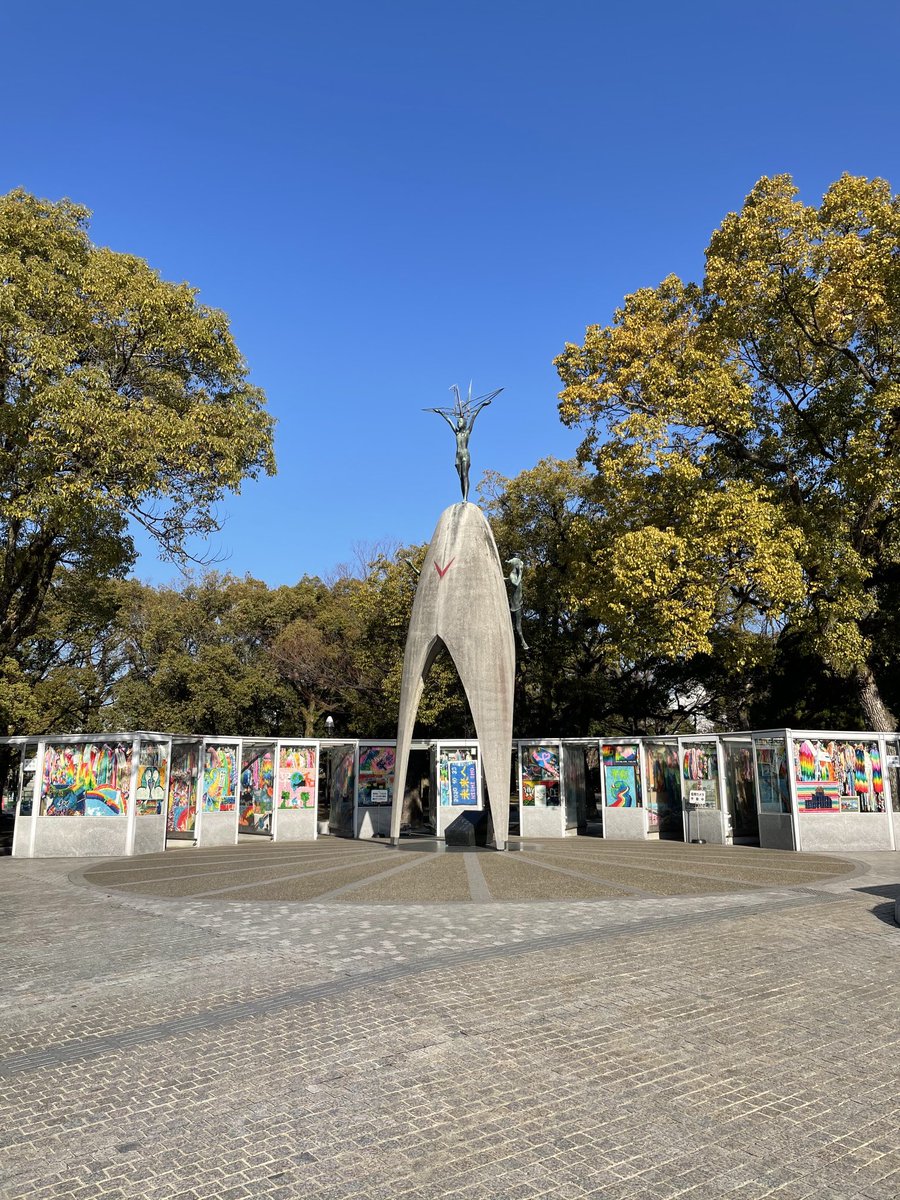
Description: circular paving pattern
79,836,858,903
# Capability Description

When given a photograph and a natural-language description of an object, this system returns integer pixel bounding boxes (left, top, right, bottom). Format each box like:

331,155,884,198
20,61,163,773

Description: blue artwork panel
449,760,478,806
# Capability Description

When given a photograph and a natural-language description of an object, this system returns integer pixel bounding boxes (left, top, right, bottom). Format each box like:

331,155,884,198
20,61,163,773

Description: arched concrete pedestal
390,503,515,849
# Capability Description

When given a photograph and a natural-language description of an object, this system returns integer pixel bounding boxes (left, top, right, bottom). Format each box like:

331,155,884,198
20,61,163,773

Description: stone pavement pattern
77,839,858,903
2,839,900,1199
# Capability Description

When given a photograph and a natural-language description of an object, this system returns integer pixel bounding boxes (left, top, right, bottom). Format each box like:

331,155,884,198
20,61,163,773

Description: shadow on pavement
852,882,900,900
0,813,14,856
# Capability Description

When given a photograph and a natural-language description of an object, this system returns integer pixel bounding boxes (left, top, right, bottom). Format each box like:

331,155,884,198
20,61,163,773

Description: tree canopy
0,188,275,731
556,173,900,730
8,175,900,741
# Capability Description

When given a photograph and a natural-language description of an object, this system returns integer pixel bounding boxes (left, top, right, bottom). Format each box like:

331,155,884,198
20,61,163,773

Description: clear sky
5,0,900,585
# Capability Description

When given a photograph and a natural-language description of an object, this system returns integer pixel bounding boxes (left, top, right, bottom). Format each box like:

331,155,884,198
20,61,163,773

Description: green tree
556,173,900,730
17,572,125,733
0,188,275,731
272,573,377,736
479,459,611,733
107,573,305,735
479,458,725,735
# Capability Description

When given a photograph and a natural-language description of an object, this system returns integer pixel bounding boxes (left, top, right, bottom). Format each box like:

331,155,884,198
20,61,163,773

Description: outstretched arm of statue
467,398,493,428
423,407,457,431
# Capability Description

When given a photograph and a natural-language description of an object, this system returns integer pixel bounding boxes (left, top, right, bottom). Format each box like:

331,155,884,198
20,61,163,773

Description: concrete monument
391,387,515,850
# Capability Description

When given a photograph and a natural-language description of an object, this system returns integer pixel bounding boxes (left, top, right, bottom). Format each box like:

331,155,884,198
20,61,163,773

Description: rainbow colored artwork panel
278,745,317,809
203,745,238,812
796,781,841,813
520,745,561,806
602,744,639,765
167,745,199,833
358,744,395,807
240,750,275,828
794,739,886,813
605,763,638,808
602,745,642,806
41,743,132,817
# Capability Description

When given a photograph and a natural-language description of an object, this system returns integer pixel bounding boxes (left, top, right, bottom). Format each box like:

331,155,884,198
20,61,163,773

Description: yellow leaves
555,170,900,687
599,526,718,660
556,272,754,450
568,470,806,666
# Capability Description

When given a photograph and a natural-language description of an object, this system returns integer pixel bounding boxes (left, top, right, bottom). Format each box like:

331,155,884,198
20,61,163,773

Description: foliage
16,174,900,740
557,173,900,729
479,458,613,733
102,559,471,740
105,574,310,735
0,188,275,731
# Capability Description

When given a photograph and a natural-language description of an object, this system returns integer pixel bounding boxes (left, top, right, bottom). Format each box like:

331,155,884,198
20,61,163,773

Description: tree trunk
300,702,323,738
856,666,896,732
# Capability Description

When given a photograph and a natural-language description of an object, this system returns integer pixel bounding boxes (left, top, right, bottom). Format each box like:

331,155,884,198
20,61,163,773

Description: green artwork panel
278,745,317,809
136,742,169,816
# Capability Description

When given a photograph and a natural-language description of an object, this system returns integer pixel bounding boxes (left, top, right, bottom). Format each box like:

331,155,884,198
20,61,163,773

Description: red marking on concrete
434,558,455,579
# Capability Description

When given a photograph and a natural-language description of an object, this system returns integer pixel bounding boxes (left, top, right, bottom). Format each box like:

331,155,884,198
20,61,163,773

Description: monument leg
390,503,515,850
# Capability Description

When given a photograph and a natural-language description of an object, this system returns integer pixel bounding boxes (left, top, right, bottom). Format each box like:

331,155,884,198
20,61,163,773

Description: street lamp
324,715,334,738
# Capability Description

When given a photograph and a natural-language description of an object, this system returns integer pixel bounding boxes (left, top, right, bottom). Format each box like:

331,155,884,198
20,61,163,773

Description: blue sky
5,0,900,585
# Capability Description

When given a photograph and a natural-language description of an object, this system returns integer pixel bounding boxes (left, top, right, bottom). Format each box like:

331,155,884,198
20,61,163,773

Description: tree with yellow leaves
556,174,900,730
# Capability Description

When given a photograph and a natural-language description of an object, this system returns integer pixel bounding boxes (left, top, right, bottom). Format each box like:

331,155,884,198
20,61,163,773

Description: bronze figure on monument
424,383,503,502
506,554,529,651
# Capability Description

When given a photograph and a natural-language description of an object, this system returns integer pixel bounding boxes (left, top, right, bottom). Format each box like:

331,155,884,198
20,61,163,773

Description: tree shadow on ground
852,883,900,928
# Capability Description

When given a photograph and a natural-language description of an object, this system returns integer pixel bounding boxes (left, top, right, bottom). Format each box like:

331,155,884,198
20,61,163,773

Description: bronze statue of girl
424,383,502,502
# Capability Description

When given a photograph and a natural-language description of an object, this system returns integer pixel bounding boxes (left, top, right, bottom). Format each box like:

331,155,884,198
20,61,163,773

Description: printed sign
449,759,478,806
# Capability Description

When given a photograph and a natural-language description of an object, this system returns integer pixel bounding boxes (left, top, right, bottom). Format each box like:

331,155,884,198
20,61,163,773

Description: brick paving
77,839,857,903
2,839,900,1199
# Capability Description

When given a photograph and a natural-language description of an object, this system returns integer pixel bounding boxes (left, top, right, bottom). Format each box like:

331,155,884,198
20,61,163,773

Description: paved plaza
3,838,900,1199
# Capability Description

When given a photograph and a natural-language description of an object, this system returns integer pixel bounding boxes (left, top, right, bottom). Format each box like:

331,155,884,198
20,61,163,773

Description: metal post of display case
637,738,650,838
879,734,896,851
750,735,763,828
598,740,607,836
784,729,802,851
124,734,141,856
10,739,40,859
26,740,45,858
191,742,204,845
516,740,524,835
715,736,729,844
